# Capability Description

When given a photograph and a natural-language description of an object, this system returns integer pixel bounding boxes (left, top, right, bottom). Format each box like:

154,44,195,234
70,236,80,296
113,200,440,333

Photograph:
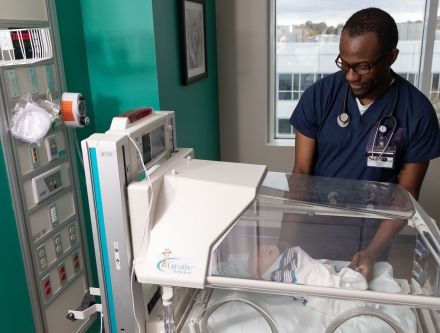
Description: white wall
216,0,440,222
216,0,294,172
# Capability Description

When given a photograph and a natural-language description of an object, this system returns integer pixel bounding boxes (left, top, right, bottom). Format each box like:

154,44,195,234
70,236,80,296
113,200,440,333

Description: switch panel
53,232,63,258
58,261,67,286
44,134,59,162
36,244,48,271
72,249,80,273
68,222,77,246
31,165,63,204
41,274,52,302
48,202,58,228
6,69,19,99
26,67,38,94
28,143,41,169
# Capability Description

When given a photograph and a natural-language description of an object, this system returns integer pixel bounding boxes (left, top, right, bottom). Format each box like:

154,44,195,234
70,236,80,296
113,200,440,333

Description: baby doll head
248,244,280,278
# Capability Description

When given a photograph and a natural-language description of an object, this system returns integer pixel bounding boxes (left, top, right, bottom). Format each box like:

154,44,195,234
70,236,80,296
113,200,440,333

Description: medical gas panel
0,1,94,332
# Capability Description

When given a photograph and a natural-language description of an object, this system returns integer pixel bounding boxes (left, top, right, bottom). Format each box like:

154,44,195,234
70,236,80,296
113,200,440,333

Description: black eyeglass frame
335,53,388,75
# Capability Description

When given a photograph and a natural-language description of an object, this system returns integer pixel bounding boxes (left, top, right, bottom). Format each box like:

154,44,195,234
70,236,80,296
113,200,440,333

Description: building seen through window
274,1,440,139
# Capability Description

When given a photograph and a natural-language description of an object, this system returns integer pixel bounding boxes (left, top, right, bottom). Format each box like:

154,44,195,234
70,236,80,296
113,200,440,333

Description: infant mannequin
248,245,367,289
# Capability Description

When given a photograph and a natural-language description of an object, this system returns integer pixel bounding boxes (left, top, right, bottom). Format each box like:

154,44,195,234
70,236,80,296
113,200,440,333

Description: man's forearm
365,219,407,259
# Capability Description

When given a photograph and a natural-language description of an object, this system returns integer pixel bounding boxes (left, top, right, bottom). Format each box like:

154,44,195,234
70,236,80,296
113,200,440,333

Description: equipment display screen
141,133,152,165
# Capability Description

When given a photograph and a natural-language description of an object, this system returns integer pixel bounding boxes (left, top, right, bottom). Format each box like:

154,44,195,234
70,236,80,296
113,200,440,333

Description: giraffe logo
161,249,172,268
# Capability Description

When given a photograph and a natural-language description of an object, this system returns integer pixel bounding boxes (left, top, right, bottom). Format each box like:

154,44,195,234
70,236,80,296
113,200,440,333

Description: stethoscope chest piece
337,112,350,128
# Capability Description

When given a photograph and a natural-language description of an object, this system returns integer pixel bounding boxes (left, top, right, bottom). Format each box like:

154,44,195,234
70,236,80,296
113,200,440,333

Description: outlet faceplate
53,232,63,258
29,143,41,169
68,221,77,246
36,244,48,271
72,249,80,273
58,261,67,286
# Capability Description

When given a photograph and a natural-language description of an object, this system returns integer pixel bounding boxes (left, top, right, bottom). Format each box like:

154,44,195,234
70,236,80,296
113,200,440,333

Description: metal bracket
66,288,102,322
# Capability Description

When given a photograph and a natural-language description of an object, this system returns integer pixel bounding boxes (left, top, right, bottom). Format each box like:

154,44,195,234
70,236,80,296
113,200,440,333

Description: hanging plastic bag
10,93,60,145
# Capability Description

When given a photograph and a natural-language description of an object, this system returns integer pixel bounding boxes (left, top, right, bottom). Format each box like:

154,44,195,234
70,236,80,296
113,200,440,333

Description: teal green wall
152,0,220,160
79,0,160,133
55,0,102,332
0,146,35,332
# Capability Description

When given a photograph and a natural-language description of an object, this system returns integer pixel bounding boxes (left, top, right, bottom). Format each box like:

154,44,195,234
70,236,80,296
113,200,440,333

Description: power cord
127,136,154,333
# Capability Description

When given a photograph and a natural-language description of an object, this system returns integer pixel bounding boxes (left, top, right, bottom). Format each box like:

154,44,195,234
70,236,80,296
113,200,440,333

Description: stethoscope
337,74,398,160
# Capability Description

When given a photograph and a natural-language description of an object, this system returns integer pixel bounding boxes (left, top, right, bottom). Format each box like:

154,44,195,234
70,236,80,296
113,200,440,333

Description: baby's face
249,245,280,278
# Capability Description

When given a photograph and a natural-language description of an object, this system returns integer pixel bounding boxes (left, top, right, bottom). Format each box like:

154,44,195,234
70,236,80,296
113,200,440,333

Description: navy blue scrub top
290,71,440,183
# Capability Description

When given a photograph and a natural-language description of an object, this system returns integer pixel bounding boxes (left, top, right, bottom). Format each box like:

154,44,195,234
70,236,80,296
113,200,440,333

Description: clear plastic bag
10,93,60,145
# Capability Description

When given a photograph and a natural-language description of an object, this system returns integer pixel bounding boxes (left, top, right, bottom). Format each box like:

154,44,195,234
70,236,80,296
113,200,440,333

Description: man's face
339,31,392,101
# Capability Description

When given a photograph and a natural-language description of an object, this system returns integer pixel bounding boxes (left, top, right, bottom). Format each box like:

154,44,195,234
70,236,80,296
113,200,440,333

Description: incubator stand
132,171,440,333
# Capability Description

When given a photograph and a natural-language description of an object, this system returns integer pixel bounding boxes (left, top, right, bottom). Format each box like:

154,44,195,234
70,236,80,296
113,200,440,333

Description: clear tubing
200,294,279,333
325,306,410,333
163,304,175,333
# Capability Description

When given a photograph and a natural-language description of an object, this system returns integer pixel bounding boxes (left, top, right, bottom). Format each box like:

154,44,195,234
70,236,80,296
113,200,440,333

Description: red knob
74,262,80,268
45,288,51,295
61,274,66,281
44,280,50,288
73,255,78,261
60,266,65,274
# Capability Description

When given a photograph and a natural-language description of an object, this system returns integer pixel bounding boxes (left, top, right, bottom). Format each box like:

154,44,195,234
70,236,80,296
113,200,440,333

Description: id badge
365,146,396,169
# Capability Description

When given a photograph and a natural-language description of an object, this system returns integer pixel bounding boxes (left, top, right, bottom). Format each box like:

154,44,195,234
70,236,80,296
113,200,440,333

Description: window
272,0,435,141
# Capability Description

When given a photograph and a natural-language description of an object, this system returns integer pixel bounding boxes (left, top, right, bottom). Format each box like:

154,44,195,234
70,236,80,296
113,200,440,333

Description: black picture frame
178,0,208,85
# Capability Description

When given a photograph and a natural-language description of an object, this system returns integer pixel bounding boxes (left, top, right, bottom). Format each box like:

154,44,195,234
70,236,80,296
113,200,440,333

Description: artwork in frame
178,0,208,85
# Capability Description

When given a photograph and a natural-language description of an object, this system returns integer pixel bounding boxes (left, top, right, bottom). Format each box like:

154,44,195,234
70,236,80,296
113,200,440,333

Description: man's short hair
342,8,398,54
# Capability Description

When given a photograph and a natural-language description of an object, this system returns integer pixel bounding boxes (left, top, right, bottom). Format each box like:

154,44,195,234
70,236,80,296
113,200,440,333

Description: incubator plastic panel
172,173,440,333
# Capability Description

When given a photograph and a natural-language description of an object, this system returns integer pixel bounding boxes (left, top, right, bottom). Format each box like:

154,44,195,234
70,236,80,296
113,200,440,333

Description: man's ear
387,48,399,67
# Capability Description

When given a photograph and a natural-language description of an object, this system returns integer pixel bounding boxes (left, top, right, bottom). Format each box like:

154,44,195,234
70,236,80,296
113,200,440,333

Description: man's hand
348,250,376,282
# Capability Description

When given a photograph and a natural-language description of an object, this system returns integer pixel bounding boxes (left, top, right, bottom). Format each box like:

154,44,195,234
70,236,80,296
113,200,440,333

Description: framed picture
178,0,208,85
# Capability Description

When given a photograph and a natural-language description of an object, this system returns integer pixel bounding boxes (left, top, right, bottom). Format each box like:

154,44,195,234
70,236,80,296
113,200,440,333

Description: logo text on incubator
156,252,196,275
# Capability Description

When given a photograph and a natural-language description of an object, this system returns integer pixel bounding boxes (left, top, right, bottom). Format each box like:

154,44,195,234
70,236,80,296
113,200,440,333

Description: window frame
268,0,439,146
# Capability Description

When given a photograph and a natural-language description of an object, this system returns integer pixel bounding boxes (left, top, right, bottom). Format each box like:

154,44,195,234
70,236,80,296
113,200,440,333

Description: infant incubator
131,170,440,333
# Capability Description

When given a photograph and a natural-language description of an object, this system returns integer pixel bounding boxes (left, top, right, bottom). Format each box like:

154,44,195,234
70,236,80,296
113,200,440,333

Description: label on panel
44,65,55,91
26,67,38,94
6,69,19,99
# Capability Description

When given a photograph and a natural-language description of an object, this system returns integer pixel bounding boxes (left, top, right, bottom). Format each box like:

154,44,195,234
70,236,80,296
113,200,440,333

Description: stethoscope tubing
339,72,399,161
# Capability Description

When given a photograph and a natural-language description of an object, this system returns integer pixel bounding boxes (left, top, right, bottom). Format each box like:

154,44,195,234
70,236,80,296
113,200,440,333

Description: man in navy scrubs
281,8,440,280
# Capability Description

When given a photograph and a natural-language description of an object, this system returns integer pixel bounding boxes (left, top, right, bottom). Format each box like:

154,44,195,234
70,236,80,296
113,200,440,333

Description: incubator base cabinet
83,109,440,332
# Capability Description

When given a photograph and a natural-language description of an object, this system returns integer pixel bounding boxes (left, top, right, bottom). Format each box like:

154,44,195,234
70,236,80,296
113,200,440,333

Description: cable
128,135,154,333
73,129,84,168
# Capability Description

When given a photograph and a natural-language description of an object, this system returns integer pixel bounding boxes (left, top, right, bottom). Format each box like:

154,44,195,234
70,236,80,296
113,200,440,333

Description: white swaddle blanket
261,247,368,290
214,249,402,316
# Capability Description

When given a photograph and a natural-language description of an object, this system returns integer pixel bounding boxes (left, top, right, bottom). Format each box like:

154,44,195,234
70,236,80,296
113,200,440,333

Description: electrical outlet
68,222,77,246
72,249,80,273
48,202,58,227
58,261,67,286
29,143,41,169
41,274,52,302
36,244,48,271
53,232,63,258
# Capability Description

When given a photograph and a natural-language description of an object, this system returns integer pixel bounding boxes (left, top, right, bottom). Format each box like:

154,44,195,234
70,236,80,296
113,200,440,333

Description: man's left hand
348,250,376,282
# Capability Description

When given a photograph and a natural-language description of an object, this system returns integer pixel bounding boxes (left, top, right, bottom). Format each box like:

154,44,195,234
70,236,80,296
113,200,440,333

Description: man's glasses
335,53,388,75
